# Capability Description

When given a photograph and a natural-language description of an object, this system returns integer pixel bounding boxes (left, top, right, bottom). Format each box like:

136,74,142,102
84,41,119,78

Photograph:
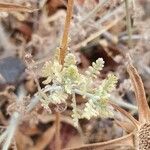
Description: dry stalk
0,2,36,12
127,63,150,123
125,0,133,48
59,0,74,65
55,112,61,150
72,13,125,51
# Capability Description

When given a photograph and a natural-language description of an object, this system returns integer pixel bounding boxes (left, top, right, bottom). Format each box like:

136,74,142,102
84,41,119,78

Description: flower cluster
39,52,117,126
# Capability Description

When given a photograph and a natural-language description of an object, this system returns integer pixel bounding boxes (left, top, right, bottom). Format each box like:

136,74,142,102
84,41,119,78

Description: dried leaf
109,102,140,128
127,63,150,123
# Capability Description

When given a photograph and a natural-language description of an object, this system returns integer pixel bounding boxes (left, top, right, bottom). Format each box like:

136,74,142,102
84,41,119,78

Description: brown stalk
59,0,74,65
114,119,134,133
127,63,150,123
64,132,134,150
0,2,36,12
55,1,74,150
55,112,61,150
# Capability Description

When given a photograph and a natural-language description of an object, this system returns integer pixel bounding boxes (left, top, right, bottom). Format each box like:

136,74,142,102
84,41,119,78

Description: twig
59,0,74,65
0,86,26,150
110,95,138,111
64,132,134,150
124,0,132,48
72,14,125,51
0,2,37,12
96,3,124,25
2,112,20,150
78,0,109,26
55,112,61,150
109,101,139,128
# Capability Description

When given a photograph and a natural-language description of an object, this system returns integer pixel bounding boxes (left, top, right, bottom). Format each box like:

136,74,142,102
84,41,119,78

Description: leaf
41,61,53,84
85,58,104,78
64,53,76,67
71,93,80,127
94,74,118,100
0,2,37,13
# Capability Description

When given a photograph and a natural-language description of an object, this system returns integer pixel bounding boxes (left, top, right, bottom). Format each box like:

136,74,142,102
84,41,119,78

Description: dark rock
0,57,26,85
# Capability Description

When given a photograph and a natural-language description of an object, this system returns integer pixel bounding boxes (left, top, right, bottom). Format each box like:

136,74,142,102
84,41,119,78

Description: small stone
0,57,25,85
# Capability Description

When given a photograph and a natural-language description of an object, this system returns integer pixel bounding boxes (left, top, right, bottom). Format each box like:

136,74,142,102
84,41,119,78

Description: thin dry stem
109,102,140,128
127,63,150,123
55,112,61,150
59,0,74,64
72,14,125,51
0,2,36,12
64,132,134,150
114,119,135,133
125,0,133,48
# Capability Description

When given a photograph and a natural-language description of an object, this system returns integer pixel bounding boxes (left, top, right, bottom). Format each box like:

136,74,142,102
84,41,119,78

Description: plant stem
125,0,132,48
55,112,61,150
65,132,134,150
72,14,124,51
42,85,138,111
78,0,108,25
55,1,74,150
2,112,20,150
59,0,74,64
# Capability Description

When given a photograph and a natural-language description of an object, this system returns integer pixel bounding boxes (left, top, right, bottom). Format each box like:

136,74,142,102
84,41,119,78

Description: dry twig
0,2,36,13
